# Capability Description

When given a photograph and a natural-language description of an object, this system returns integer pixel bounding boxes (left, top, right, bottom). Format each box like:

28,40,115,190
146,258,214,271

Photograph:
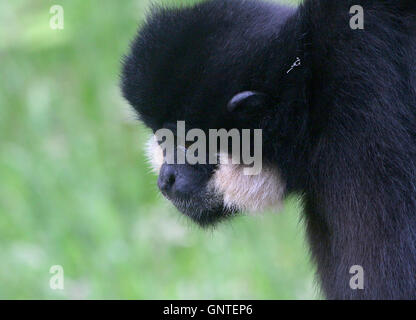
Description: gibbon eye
227,91,268,113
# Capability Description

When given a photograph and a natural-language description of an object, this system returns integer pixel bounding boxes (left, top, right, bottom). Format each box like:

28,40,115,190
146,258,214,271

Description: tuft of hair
145,135,164,174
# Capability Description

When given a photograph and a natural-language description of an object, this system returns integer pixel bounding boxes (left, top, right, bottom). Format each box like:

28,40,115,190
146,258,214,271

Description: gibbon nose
158,164,176,197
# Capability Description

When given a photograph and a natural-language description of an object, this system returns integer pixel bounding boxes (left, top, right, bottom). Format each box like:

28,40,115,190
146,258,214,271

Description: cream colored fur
211,154,285,212
145,135,164,174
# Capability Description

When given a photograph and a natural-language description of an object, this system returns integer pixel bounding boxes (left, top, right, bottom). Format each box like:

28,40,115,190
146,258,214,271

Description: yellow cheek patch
145,135,164,174
212,154,285,213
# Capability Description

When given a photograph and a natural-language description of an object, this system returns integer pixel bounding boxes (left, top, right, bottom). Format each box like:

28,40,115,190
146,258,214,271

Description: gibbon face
121,0,294,226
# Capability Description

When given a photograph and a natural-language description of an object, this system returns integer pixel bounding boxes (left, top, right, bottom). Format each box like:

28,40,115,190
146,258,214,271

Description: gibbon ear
227,91,269,113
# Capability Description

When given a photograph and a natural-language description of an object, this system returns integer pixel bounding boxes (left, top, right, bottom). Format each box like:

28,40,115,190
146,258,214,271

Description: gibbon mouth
168,195,237,227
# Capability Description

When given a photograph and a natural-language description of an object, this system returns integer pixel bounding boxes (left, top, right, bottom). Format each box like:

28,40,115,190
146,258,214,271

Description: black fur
121,0,416,299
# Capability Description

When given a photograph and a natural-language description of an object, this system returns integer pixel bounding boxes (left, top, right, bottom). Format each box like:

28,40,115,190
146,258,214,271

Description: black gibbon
121,0,416,299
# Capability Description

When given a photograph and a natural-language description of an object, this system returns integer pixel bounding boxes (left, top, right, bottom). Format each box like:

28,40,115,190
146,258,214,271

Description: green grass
0,0,317,299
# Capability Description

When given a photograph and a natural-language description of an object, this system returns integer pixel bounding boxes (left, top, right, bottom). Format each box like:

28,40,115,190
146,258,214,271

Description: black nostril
165,173,175,188
158,165,176,196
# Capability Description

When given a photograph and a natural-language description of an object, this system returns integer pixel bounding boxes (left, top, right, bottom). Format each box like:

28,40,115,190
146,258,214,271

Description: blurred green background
0,0,318,299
